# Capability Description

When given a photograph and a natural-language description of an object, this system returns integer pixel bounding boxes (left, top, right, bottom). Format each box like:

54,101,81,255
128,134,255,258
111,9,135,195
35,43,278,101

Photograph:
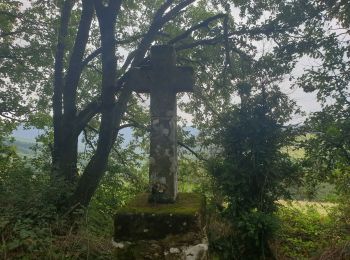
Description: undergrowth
272,201,350,260
0,150,135,259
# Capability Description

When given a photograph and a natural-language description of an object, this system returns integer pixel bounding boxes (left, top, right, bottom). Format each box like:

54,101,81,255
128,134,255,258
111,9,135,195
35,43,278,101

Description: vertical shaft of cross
149,46,178,203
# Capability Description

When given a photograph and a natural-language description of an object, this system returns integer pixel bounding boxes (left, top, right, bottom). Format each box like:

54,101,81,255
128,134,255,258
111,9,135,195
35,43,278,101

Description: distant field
15,138,35,156
277,200,336,215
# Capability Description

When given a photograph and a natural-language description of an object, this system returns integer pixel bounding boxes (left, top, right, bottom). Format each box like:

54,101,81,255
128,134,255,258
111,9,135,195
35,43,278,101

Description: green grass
273,200,349,259
277,200,336,215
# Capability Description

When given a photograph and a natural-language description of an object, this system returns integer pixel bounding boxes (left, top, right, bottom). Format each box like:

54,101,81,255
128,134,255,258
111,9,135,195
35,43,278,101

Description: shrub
208,84,300,259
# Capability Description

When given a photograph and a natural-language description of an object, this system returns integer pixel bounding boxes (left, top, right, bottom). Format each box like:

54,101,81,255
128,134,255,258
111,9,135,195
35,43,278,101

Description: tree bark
52,0,73,179
53,0,94,183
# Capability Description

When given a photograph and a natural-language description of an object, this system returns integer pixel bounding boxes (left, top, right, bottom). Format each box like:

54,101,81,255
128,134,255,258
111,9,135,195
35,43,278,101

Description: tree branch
81,48,102,68
223,11,232,83
81,34,145,68
128,0,176,67
76,101,102,134
0,29,24,38
162,0,195,22
175,37,222,51
177,141,207,161
168,13,226,45
83,127,96,152
63,0,94,119
116,121,206,161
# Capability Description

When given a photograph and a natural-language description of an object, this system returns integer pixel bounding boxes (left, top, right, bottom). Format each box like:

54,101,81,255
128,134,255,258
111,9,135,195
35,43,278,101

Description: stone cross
127,45,194,203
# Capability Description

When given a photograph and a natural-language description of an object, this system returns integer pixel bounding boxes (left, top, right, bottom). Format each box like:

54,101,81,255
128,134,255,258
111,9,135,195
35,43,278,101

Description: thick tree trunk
52,0,94,183
52,0,73,179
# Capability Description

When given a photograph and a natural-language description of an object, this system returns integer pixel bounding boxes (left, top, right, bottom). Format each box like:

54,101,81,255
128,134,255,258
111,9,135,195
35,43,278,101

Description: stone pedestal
113,193,207,259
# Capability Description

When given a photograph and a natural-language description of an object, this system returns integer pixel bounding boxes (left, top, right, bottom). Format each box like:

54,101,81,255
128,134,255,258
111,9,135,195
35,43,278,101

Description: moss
114,193,205,241
118,193,203,215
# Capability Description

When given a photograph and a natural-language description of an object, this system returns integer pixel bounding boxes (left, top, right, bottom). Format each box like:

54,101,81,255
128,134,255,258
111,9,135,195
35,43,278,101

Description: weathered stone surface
126,45,194,203
113,236,208,260
114,193,205,241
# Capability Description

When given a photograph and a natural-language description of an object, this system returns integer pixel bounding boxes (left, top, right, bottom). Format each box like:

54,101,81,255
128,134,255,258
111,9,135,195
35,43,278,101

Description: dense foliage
208,84,300,259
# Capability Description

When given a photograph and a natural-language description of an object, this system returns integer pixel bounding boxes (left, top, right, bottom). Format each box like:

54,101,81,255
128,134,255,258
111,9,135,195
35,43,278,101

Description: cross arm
126,65,194,93
173,66,194,92
125,66,152,93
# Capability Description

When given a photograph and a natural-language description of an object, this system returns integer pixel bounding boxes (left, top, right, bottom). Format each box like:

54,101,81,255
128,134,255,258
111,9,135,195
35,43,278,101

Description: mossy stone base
114,193,205,241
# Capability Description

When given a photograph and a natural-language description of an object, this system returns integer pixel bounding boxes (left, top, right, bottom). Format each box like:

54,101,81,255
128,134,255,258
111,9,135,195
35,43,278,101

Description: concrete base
113,193,207,259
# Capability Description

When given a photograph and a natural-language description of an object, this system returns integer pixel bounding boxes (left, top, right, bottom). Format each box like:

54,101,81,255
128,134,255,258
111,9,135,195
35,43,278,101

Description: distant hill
8,126,42,156
13,138,36,156
9,125,199,156
12,126,43,142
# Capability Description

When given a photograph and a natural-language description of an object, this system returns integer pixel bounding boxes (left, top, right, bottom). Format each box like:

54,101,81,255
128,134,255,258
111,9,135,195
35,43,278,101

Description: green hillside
6,137,36,157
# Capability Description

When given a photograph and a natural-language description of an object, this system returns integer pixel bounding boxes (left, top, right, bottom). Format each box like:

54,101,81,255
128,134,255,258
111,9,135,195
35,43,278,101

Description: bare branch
175,37,222,51
0,113,24,122
0,29,24,38
223,13,232,71
129,0,176,67
117,122,149,131
168,13,226,45
76,101,101,134
120,50,136,72
162,0,195,22
178,141,207,161
81,35,145,68
81,48,101,68
83,127,96,152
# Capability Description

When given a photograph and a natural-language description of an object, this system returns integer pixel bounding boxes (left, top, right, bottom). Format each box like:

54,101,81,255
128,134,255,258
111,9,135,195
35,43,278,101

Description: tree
289,0,350,200
207,81,300,258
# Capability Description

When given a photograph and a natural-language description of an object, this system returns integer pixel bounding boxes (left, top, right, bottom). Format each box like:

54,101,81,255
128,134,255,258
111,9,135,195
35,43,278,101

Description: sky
279,58,322,123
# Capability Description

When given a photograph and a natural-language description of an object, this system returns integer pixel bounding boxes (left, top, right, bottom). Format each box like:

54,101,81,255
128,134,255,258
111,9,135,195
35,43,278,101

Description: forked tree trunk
70,1,123,207
52,0,94,186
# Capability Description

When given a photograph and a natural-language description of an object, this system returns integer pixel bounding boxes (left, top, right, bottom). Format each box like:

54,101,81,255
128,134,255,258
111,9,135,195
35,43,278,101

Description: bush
208,84,300,259
0,146,120,258
273,201,349,259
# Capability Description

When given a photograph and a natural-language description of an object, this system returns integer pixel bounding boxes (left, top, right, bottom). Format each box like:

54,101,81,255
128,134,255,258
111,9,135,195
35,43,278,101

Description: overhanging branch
168,13,226,45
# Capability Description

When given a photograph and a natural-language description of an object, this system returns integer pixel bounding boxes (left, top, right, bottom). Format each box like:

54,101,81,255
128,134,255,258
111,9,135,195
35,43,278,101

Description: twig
178,141,207,161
